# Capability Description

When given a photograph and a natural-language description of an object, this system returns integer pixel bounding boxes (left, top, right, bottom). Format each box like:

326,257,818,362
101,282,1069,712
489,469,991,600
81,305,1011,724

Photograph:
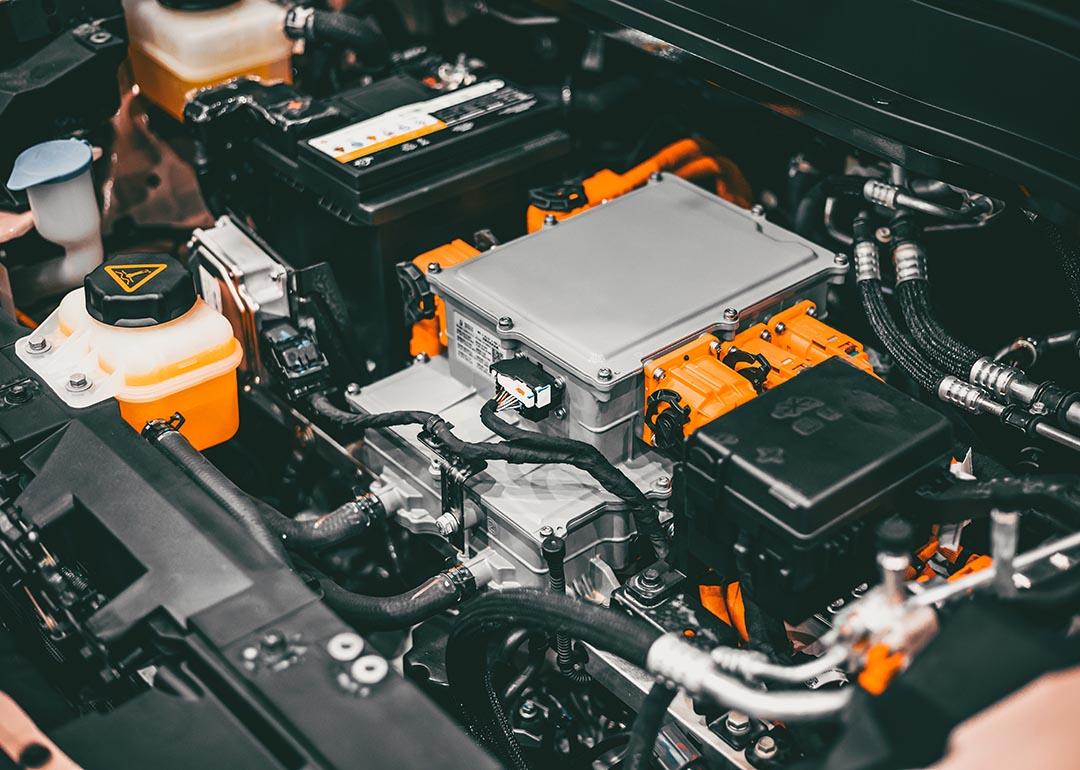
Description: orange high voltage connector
764,300,877,377
720,323,813,389
526,138,752,232
406,239,480,357
642,333,758,449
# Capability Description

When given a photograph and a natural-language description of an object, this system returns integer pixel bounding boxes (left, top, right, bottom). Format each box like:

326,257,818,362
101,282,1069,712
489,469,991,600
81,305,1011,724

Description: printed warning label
307,79,535,165
104,263,167,293
454,314,501,377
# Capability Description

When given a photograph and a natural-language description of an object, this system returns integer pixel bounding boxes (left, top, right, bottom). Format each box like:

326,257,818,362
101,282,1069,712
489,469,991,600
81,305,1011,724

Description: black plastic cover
679,358,952,619
84,254,197,328
688,358,951,542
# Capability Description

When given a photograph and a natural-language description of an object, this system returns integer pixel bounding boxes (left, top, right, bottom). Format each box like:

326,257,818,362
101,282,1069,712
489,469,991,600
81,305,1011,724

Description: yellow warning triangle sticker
103,263,168,293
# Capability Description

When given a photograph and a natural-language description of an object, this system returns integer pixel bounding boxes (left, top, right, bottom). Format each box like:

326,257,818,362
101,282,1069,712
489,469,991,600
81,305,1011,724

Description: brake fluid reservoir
16,254,243,449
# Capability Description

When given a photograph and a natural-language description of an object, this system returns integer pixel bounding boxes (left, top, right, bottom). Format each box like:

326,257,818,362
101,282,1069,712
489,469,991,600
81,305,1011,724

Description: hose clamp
853,240,880,282
938,377,985,415
863,179,899,209
891,241,927,283
969,357,1020,399
141,412,186,440
284,6,315,40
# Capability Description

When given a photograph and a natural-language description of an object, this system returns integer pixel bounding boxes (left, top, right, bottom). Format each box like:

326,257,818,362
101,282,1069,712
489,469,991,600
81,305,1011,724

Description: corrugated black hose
315,569,471,631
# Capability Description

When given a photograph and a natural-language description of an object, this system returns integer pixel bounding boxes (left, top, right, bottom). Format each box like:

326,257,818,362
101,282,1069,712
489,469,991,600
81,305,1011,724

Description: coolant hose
317,568,473,630
859,280,944,393
897,280,982,378
256,496,382,549
286,8,390,66
852,212,946,393
623,683,677,770
917,475,1080,527
145,423,291,566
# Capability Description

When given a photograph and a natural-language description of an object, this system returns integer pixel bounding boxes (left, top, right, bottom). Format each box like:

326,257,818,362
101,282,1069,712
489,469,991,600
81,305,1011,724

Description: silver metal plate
429,176,838,386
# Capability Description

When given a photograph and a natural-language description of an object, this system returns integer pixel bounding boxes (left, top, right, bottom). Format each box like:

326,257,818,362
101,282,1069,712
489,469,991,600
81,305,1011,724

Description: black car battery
186,72,568,378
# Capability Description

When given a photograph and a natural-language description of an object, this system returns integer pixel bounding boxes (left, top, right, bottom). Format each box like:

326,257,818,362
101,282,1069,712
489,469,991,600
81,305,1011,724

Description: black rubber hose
317,570,467,630
447,590,663,770
146,426,291,565
1027,212,1080,322
916,475,1080,527
308,10,389,65
623,683,676,770
310,392,434,430
793,175,867,242
897,280,982,377
311,393,670,558
478,401,670,560
256,496,380,549
859,279,945,393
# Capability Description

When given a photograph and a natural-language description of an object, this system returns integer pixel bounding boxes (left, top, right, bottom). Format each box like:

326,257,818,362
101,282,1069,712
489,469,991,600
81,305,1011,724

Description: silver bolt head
754,734,778,759
654,476,672,491
539,525,554,537
66,372,91,392
723,307,739,321
875,226,893,243
498,316,514,331
414,352,430,364
427,261,442,273
806,305,817,317
345,382,361,395
435,512,459,536
652,367,665,381
27,337,49,353
774,322,787,335
543,213,559,226
725,710,751,735
759,330,772,342
597,367,613,381
750,204,765,217
649,171,663,183
834,252,849,266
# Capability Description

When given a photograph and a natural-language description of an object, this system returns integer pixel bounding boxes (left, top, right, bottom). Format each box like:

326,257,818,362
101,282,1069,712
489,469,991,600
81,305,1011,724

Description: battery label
454,314,502,378
308,79,536,165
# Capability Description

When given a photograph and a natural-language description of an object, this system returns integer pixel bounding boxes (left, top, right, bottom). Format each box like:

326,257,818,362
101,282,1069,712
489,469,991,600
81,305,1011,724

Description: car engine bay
1,1,1080,768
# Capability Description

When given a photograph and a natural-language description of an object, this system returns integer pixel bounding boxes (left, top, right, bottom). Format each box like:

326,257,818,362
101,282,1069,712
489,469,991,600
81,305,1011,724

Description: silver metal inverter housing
427,175,846,462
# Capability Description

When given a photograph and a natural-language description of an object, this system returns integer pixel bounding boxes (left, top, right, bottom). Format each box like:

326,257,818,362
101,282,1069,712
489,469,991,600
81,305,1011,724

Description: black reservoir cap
84,254,197,328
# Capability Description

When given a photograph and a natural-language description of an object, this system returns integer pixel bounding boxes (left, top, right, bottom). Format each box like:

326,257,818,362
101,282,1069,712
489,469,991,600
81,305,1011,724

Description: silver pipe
711,644,850,685
913,528,1080,607
647,635,852,721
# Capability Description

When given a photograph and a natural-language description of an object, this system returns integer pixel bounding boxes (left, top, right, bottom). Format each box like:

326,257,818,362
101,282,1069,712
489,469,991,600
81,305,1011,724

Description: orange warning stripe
333,121,446,163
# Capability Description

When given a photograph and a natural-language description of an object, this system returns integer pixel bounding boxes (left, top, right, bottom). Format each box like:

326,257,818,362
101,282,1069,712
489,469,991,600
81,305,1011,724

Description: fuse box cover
687,358,952,541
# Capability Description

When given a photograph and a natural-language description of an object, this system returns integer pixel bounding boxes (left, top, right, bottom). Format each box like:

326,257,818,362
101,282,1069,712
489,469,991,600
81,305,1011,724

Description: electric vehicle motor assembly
2,4,1080,770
